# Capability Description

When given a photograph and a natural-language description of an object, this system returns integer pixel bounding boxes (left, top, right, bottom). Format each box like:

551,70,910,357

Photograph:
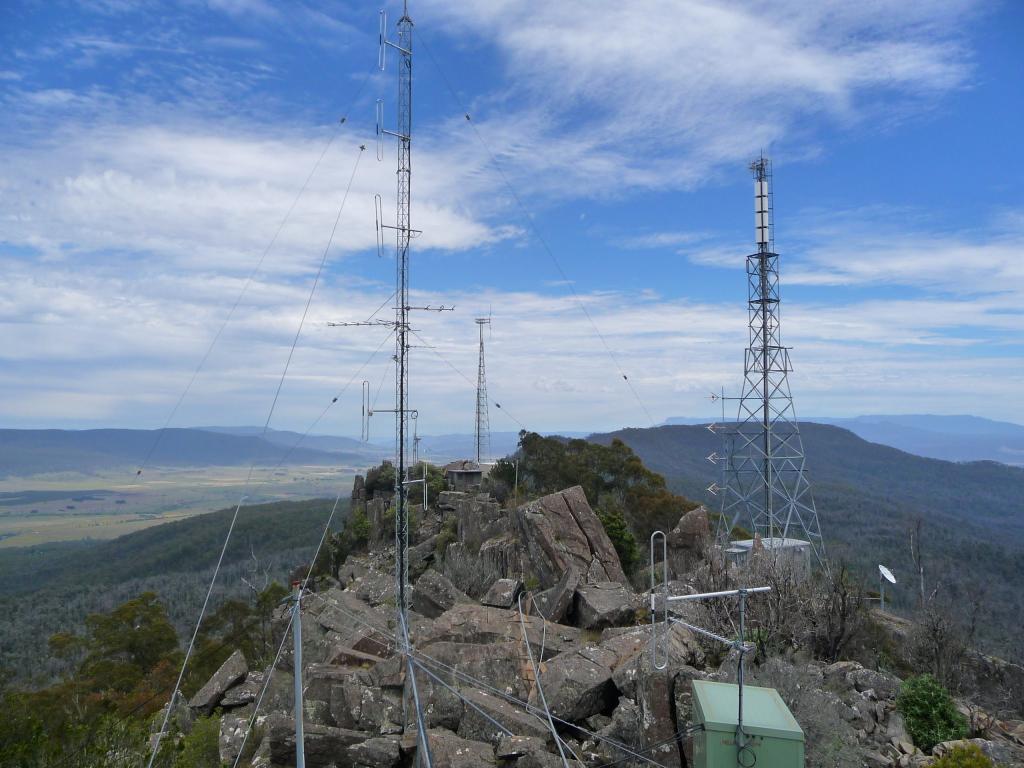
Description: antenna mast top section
750,155,771,252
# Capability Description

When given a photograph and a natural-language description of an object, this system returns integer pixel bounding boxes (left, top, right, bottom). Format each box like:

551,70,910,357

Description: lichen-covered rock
416,603,579,659
218,712,251,766
481,578,523,609
573,581,636,629
666,506,710,578
533,564,580,623
348,735,401,767
514,486,627,589
457,688,551,745
222,670,262,709
411,569,472,619
533,646,618,722
265,713,367,767
496,735,563,768
425,728,496,767
190,650,248,714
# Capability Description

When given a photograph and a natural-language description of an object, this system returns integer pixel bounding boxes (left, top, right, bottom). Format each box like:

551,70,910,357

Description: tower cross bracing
474,317,491,464
717,157,824,561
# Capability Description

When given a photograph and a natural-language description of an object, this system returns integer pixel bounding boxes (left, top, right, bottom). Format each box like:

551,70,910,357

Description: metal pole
292,581,305,768
880,576,885,613
736,589,746,753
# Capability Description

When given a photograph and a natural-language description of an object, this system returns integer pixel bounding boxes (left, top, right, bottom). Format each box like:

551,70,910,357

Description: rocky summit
183,484,1024,767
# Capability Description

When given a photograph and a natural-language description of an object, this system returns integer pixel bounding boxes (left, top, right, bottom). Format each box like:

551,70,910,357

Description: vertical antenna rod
474,317,491,464
291,581,305,768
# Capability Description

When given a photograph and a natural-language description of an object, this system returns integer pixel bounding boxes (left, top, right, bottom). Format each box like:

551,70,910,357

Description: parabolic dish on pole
879,564,896,584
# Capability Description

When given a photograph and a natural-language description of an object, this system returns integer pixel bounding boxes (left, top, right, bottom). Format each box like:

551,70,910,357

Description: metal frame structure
474,316,491,464
650,531,771,763
710,156,825,562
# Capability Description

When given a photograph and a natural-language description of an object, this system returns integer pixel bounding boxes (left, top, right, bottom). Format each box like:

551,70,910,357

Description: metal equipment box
691,680,804,767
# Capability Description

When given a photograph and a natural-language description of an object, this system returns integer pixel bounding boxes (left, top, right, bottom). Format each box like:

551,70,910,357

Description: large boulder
665,506,710,578
452,495,509,552
457,688,552,745
411,569,473,619
348,736,401,767
481,578,523,609
425,728,496,767
190,650,248,715
533,646,618,722
513,486,628,589
533,565,580,623
574,582,636,630
496,736,564,768
418,640,532,700
265,714,366,767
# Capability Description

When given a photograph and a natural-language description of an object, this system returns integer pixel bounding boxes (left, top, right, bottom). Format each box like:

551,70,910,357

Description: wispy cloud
418,0,978,196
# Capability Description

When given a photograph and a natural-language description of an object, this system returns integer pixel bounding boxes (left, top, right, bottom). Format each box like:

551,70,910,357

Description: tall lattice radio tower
713,156,824,561
474,317,491,464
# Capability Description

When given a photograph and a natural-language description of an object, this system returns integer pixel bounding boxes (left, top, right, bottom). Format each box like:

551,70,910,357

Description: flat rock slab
480,578,523,609
190,649,248,714
417,603,579,660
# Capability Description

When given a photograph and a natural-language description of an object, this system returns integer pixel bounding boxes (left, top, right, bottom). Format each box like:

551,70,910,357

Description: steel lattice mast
715,156,824,560
393,5,413,618
474,317,491,463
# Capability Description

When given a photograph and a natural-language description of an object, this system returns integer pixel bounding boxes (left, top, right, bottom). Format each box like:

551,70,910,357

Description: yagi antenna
650,530,771,759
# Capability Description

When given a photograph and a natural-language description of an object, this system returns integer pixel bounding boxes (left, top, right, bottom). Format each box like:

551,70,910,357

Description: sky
0,0,1022,437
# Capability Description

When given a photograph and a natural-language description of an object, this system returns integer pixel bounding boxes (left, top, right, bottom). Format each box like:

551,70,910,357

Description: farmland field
0,464,357,548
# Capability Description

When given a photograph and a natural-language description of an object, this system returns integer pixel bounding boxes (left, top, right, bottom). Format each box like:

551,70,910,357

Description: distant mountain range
5,413,1023,480
663,414,1024,466
590,423,1024,656
0,428,363,477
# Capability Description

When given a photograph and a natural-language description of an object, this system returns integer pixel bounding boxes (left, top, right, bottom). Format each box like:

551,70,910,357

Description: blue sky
0,0,1022,436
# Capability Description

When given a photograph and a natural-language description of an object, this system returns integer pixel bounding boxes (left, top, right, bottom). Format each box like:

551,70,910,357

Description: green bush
172,715,221,768
597,502,640,574
931,743,993,768
896,674,967,752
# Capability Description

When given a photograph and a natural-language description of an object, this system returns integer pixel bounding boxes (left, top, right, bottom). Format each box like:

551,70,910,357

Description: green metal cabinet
691,680,805,768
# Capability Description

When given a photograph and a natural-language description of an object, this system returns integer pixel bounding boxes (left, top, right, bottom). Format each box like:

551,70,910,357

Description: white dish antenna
879,564,896,584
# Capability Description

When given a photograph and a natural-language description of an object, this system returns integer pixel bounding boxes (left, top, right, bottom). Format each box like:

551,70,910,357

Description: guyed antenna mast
650,531,771,762
474,316,491,464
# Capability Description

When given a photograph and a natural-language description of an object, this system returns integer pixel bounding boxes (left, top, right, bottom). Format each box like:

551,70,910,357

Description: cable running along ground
418,32,657,429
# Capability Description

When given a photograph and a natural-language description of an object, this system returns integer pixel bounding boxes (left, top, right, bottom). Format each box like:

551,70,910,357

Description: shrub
597,502,640,574
897,674,968,752
931,744,993,768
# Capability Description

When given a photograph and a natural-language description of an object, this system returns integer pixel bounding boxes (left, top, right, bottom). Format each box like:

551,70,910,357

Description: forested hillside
1,498,345,685
589,423,1024,659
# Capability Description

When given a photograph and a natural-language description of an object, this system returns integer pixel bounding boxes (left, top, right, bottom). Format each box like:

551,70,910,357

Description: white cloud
417,0,977,195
